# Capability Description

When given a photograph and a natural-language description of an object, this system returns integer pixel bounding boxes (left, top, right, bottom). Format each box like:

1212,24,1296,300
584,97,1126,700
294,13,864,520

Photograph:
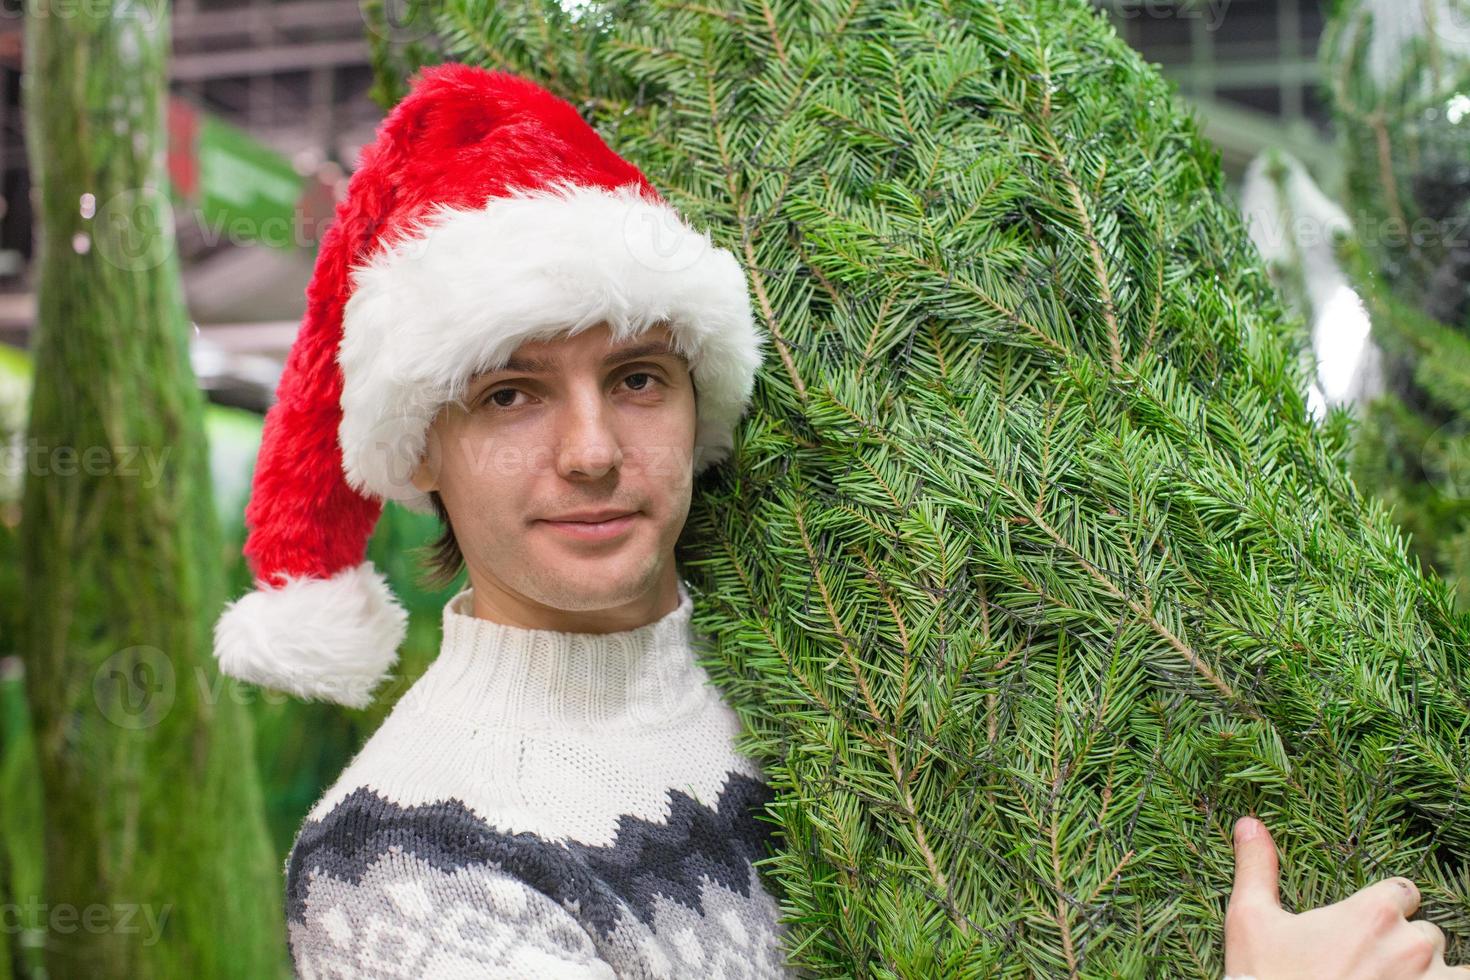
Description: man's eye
483,388,520,409
479,373,661,410
624,371,662,392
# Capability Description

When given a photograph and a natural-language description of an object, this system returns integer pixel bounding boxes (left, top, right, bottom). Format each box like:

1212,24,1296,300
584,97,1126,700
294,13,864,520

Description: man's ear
410,454,438,494
410,411,446,494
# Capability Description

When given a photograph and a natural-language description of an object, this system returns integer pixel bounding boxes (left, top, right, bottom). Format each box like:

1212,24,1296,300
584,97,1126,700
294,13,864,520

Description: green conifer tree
20,0,289,974
1320,0,1470,608
378,0,1470,973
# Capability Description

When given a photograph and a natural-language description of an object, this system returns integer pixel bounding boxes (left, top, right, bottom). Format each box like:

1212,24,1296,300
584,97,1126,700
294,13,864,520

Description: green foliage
388,0,1470,974
1322,0,1470,606
1337,233,1470,610
1320,0,1470,312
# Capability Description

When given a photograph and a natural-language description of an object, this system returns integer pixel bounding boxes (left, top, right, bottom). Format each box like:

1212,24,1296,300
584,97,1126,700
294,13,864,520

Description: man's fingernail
1235,817,1257,842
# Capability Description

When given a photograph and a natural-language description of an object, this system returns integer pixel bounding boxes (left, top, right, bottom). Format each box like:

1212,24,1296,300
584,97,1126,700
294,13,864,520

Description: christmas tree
378,0,1470,973
1320,0,1470,608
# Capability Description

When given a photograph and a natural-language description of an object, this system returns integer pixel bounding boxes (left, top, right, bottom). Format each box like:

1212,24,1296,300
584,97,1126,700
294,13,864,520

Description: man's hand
1224,815,1470,979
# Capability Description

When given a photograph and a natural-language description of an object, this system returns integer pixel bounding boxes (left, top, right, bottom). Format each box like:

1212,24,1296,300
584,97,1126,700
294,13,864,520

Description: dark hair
414,489,466,591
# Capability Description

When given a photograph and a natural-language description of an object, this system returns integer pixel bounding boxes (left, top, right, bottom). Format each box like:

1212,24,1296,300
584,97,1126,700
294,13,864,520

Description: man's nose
554,387,622,479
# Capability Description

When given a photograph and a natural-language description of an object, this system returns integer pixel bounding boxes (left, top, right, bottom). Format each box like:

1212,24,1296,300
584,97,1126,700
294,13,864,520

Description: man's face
411,321,697,622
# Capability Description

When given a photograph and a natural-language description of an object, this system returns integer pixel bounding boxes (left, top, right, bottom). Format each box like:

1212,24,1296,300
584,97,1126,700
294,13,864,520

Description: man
212,63,787,978
213,63,1461,978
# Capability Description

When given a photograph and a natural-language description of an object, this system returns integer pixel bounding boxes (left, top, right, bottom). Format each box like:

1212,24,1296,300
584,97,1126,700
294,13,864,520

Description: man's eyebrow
602,340,689,368
497,341,689,375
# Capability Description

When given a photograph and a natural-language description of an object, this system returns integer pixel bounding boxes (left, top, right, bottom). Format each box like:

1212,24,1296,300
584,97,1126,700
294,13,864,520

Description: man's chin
542,558,672,610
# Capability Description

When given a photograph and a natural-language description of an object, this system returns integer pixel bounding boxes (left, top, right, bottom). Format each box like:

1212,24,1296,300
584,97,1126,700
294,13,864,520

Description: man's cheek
622,443,689,478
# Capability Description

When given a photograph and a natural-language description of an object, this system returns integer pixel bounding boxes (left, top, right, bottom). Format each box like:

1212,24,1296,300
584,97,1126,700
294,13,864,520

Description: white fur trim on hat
335,179,766,514
213,560,408,709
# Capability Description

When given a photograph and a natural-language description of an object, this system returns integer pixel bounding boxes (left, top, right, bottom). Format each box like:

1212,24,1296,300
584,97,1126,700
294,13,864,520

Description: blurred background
0,0,1465,976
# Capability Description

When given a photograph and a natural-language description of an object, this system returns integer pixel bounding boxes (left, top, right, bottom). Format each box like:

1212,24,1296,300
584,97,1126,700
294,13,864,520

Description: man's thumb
1230,816,1280,909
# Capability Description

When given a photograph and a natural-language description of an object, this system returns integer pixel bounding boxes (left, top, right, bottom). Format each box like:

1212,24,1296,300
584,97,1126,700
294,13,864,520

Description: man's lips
536,512,640,541
540,509,637,523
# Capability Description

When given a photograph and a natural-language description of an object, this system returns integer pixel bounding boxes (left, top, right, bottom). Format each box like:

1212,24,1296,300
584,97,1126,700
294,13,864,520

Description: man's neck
465,567,684,634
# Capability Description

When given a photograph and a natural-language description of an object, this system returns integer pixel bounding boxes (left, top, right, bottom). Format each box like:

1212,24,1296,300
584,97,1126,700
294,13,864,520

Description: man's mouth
537,512,640,541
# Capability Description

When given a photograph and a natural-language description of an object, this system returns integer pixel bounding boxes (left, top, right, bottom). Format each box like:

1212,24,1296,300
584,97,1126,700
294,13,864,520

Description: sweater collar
408,577,711,730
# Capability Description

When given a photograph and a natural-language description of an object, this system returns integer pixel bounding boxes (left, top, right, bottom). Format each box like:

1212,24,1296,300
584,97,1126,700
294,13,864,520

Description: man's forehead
480,329,689,377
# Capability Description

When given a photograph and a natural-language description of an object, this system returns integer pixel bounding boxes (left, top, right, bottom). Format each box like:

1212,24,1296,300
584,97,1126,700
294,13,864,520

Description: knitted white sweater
284,577,798,979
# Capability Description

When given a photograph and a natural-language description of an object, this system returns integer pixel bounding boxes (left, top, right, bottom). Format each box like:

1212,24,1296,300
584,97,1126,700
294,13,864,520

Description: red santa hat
212,63,766,709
